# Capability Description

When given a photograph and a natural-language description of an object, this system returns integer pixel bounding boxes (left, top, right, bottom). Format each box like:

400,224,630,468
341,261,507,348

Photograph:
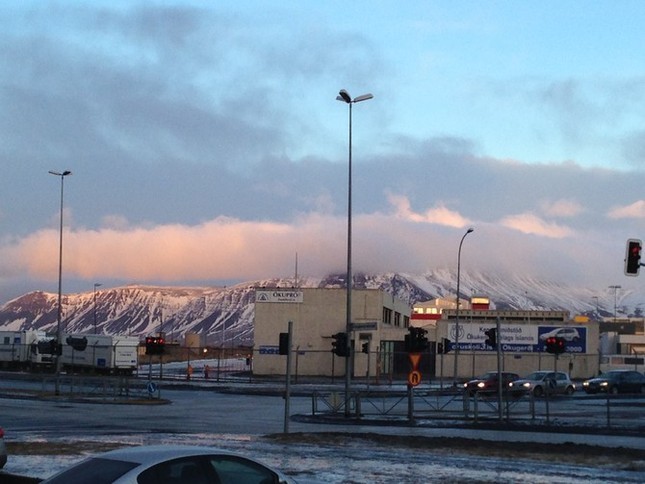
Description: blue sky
1,1,645,302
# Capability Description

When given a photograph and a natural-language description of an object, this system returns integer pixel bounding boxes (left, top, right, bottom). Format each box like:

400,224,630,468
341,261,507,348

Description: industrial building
252,287,411,378
436,307,600,380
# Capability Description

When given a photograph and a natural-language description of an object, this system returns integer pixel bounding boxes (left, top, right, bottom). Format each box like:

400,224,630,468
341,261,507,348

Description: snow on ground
3,431,645,483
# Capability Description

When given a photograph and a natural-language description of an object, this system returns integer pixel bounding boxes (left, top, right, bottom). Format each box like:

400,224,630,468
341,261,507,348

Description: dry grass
6,441,130,456
267,432,645,472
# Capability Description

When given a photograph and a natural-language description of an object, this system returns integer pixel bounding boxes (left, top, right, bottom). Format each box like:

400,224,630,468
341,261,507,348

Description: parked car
539,327,580,342
41,445,296,484
582,370,645,395
0,426,6,469
509,371,575,397
463,371,520,396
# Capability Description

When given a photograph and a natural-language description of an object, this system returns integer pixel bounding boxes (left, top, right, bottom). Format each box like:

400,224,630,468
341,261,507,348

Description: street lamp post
609,285,621,323
93,283,102,334
337,88,373,416
49,170,72,396
453,227,474,383
592,296,599,318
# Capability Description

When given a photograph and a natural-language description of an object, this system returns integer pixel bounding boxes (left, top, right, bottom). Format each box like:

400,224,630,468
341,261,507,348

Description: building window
404,315,410,328
394,312,401,327
383,307,393,325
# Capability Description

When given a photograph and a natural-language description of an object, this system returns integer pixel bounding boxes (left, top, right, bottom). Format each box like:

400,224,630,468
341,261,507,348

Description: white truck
60,333,141,375
0,330,48,369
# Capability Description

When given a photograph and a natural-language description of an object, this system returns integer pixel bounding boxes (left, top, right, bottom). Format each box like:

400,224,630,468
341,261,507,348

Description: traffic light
484,328,497,348
278,332,289,355
361,341,369,354
405,327,429,353
442,338,452,354
145,336,165,356
545,336,566,354
624,238,642,276
37,339,59,355
66,336,88,351
331,332,349,357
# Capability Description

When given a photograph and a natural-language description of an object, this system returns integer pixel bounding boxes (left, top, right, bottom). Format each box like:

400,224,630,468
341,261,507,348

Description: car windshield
43,457,139,484
605,371,626,379
525,372,549,380
478,372,497,380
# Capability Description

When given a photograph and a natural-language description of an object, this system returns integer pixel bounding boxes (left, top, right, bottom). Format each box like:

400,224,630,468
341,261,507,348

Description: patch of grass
6,441,131,456
266,432,645,471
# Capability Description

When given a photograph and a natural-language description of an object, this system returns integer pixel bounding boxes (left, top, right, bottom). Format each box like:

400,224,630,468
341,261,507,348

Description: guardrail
38,375,160,401
311,388,645,430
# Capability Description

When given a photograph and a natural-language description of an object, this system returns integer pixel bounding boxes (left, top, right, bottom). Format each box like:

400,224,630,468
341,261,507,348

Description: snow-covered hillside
0,271,639,345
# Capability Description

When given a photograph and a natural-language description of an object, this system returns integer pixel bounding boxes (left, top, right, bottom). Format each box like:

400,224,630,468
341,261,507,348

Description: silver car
509,371,575,397
41,445,296,484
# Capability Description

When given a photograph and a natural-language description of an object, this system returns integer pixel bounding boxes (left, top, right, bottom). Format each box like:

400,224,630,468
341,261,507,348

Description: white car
509,371,576,397
539,327,580,342
41,445,296,484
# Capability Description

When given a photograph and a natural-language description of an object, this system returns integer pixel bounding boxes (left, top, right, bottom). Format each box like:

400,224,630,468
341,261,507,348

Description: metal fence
311,388,645,430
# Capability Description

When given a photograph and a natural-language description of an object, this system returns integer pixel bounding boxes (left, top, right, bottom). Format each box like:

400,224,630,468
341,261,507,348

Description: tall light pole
49,170,72,395
453,227,474,383
93,283,102,334
592,296,599,318
609,285,621,323
337,88,373,416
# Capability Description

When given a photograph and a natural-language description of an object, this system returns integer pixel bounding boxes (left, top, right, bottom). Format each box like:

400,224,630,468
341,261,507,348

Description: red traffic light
145,336,165,355
545,336,566,354
625,238,642,276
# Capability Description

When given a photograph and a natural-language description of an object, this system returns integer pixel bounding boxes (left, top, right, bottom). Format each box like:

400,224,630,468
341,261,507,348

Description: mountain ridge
0,271,637,346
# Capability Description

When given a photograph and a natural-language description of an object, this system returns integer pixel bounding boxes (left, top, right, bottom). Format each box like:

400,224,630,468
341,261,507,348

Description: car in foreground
41,444,296,484
582,370,645,395
463,371,520,396
0,426,6,469
508,371,575,397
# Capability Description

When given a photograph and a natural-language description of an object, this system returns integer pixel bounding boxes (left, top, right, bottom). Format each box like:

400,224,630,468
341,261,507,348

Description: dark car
582,370,645,395
0,426,6,469
463,371,520,396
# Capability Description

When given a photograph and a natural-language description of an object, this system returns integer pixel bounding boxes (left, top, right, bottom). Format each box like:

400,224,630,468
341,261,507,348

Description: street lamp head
48,170,72,177
466,227,474,234
337,89,351,103
353,93,374,103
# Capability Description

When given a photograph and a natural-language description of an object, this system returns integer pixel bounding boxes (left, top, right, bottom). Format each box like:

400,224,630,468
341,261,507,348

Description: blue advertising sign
537,326,587,353
448,322,587,353
259,345,280,355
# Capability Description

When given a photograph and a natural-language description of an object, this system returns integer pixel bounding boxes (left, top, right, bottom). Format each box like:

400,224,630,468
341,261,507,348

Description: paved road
1,376,644,483
0,375,643,449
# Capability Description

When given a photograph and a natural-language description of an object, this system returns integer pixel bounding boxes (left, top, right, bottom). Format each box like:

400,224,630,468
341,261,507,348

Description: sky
2,1,645,302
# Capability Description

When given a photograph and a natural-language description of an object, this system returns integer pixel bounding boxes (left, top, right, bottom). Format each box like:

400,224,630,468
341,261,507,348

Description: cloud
607,200,645,219
499,213,575,238
539,199,584,218
387,193,472,228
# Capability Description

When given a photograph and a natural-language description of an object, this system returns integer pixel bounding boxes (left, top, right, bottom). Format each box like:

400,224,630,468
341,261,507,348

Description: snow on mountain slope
0,271,638,345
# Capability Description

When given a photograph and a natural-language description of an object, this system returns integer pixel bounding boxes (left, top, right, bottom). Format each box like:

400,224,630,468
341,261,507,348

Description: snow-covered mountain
0,271,638,346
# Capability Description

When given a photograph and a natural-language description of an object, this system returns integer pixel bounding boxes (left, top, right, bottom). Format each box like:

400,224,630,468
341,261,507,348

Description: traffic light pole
495,317,503,421
283,320,293,434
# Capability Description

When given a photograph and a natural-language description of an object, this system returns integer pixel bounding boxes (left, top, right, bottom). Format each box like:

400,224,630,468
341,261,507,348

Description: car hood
510,379,537,385
464,379,484,385
585,377,608,384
